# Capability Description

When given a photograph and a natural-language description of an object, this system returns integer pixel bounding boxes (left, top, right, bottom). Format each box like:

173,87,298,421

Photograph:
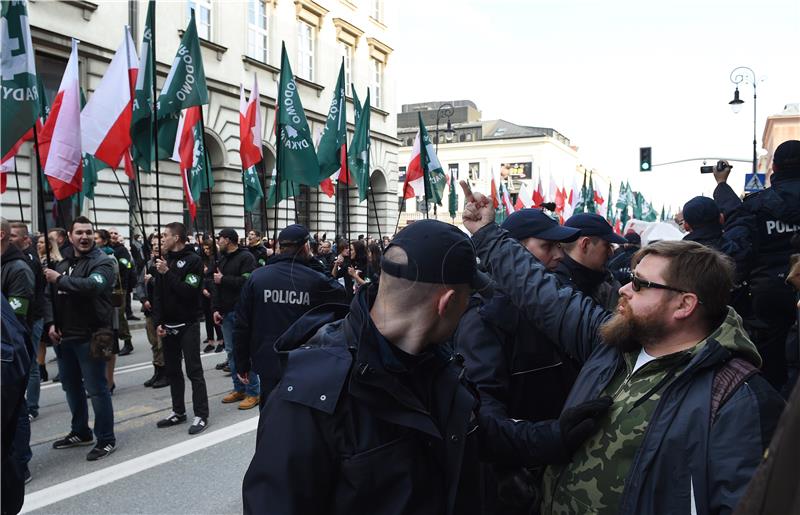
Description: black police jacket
43,246,115,340
152,246,203,327
233,252,346,388
554,254,620,310
212,247,255,315
247,244,269,267
242,288,483,515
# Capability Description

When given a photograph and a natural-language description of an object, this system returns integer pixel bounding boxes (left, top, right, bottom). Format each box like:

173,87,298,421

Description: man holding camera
43,216,117,461
153,222,210,435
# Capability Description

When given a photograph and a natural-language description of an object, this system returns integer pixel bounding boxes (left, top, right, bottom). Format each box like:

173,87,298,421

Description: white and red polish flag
533,175,545,207
501,182,515,215
239,74,263,170
515,181,534,210
402,129,424,199
81,28,138,172
172,106,203,219
490,167,503,210
38,40,82,200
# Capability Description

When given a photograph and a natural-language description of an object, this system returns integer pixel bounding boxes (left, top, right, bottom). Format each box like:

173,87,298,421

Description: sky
394,0,800,213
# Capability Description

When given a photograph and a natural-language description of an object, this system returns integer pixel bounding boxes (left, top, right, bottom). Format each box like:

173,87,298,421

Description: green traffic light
642,163,650,170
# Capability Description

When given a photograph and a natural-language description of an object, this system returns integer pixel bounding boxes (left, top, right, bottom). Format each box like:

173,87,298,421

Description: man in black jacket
212,229,259,409
246,230,271,267
43,216,117,461
153,222,209,435
108,228,135,354
234,224,345,405
558,213,626,310
712,140,800,393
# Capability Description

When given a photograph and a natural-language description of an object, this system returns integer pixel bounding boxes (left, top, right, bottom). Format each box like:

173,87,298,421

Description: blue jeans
222,312,260,397
26,318,44,416
56,338,115,444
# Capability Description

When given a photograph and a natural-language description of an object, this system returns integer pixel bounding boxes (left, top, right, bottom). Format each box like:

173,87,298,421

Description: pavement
22,326,257,515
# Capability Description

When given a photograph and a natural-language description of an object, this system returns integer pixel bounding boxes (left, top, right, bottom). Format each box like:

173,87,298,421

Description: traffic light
639,147,652,172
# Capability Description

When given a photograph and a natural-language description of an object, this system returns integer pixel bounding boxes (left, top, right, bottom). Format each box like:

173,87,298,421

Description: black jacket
247,244,270,267
152,246,204,327
554,253,620,310
242,288,483,515
471,223,785,515
233,253,346,387
212,247,255,315
21,245,46,321
43,246,115,340
111,242,135,290
0,245,35,328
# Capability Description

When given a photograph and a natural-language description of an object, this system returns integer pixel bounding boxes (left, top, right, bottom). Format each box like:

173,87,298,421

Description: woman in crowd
201,237,223,353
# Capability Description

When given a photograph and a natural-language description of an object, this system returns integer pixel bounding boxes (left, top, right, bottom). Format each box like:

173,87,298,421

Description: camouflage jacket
472,223,785,515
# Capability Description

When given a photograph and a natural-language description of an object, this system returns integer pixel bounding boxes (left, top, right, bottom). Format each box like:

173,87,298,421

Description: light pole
728,66,760,184
432,103,455,217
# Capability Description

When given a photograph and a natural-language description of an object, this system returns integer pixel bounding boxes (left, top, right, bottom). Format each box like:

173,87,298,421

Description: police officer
233,224,345,404
43,216,117,461
153,222,210,435
558,213,627,310
246,230,271,267
212,229,259,409
713,139,800,392
108,228,135,355
242,220,607,515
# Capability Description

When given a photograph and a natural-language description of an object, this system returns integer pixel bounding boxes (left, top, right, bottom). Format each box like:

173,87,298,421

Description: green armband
242,272,251,278
184,273,201,287
8,297,29,316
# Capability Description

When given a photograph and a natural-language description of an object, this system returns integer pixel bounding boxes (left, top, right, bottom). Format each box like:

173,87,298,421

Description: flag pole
111,168,147,237
273,116,280,242
368,185,383,250
12,159,25,221
261,166,269,242
32,121,58,330
393,197,405,236
91,196,98,226
124,25,147,238
149,0,162,256
344,140,351,242
198,108,216,243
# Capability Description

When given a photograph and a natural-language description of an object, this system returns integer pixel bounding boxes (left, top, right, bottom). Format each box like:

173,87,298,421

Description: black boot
39,364,48,382
143,366,159,387
151,367,170,389
119,341,134,356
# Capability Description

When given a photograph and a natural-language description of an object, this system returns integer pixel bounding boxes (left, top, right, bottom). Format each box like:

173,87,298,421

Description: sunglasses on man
630,272,703,304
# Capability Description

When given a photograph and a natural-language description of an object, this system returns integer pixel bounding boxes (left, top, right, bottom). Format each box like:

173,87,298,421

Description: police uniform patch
177,259,186,269
184,273,200,287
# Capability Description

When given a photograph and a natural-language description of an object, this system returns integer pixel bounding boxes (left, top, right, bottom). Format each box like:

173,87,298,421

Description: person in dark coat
712,141,800,393
607,232,640,286
460,183,785,515
233,224,346,404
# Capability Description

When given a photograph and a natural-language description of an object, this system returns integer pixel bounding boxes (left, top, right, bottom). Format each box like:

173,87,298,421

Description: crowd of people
1,139,799,514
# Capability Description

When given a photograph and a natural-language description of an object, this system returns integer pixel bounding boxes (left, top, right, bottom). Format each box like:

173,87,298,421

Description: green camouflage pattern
541,307,760,514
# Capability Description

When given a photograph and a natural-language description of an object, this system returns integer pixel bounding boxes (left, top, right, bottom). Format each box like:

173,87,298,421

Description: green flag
156,10,209,159
347,89,371,202
276,42,319,186
574,171,587,213
633,191,644,219
415,112,447,205
660,205,666,222
265,168,298,208
585,172,597,214
351,84,362,125
606,183,613,221
1,0,40,157
130,0,154,171
448,170,457,219
243,165,263,212
317,62,347,180
643,201,657,222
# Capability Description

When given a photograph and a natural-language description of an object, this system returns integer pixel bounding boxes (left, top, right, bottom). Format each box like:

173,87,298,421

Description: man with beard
460,182,785,515
246,230,271,267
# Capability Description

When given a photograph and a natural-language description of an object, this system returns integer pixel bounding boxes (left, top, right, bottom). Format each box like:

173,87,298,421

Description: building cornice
60,0,98,21
178,29,228,61
294,0,329,28
332,17,364,47
366,36,393,64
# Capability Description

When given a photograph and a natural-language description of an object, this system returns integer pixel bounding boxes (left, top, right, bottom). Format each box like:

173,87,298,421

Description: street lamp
728,66,759,180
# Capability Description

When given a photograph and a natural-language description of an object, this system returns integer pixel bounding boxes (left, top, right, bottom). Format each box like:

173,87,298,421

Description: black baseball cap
382,219,492,294
217,228,239,241
501,209,580,242
682,196,720,227
279,224,310,245
565,213,627,244
774,139,800,174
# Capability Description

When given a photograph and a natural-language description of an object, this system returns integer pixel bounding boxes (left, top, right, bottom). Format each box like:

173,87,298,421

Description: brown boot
238,395,259,410
222,391,246,404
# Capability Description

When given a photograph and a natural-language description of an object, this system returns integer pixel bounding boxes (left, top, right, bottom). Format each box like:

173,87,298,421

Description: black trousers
202,296,222,341
163,323,209,419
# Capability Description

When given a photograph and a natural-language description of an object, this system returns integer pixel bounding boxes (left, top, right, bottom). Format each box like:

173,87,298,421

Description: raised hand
460,180,495,234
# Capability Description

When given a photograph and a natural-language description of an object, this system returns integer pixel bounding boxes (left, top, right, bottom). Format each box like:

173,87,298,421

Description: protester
460,182,785,514
48,227,72,258
712,140,800,394
212,229,259,410
43,216,117,461
153,222,209,435
201,238,223,353
246,230,270,267
317,239,334,270
452,208,584,513
607,231,641,286
36,233,62,383
138,233,168,389
233,224,346,404
331,238,354,300
558,213,626,309
93,229,123,394
108,228,136,355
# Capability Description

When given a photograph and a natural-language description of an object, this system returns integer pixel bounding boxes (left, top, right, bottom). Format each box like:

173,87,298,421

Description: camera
700,160,731,174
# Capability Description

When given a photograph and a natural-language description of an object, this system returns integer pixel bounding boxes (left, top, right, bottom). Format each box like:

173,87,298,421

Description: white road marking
21,416,258,513
40,352,224,390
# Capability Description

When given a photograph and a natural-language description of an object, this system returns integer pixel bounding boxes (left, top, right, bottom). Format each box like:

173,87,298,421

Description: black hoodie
152,245,204,326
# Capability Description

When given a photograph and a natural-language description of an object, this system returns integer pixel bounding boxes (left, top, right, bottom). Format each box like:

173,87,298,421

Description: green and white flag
317,62,347,180
448,170,458,219
418,112,447,205
265,168,298,208
276,42,319,187
347,89,371,202
243,165,263,212
130,0,154,171
351,84,362,125
156,10,209,159
1,0,40,157
585,172,597,214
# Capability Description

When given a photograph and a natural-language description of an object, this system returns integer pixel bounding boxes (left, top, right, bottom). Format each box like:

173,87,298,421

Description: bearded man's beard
600,298,670,353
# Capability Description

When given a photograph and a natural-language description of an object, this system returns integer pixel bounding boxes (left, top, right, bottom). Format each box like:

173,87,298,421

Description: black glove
558,397,613,453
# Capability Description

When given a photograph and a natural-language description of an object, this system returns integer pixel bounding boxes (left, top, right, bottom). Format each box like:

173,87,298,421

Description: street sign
744,173,766,192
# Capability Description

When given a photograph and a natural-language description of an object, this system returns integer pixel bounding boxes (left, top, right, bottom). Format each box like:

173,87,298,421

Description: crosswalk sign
744,173,765,192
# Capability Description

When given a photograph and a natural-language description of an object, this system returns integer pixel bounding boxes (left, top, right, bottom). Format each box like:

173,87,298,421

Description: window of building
247,0,269,63
340,41,353,87
398,166,406,185
188,0,212,40
468,162,480,181
372,0,383,22
448,163,459,180
297,21,315,81
370,58,383,109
